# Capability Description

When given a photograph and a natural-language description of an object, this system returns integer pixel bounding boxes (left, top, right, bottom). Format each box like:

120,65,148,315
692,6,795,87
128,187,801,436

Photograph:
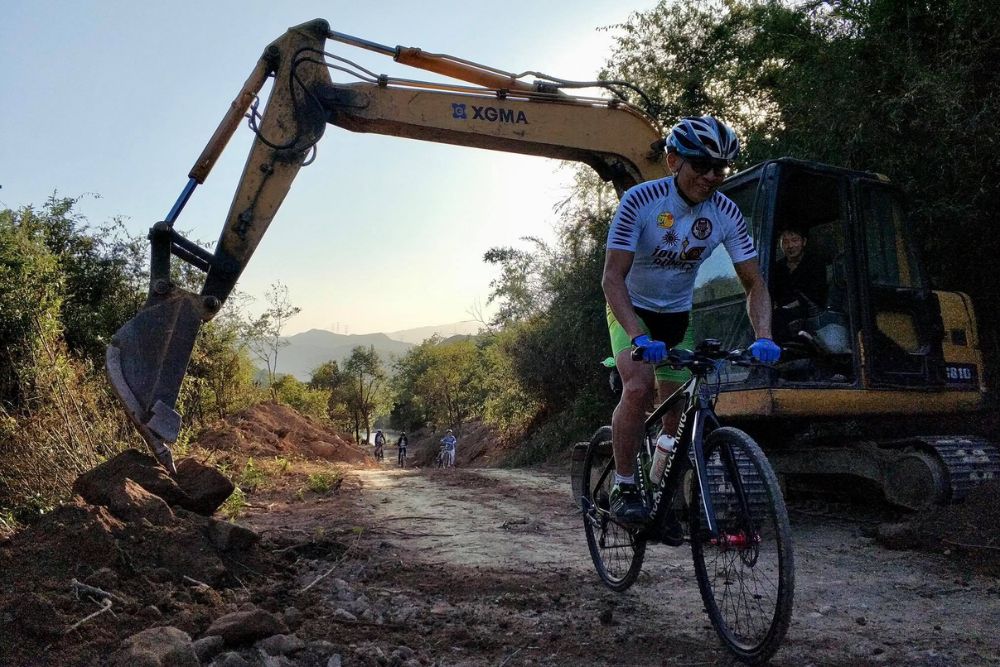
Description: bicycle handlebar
629,338,768,370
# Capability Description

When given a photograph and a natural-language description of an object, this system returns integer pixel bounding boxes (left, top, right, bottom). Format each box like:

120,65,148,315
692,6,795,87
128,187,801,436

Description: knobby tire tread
583,436,646,592
689,427,795,665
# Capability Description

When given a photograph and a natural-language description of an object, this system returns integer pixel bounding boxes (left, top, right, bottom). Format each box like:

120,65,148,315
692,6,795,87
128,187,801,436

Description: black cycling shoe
609,482,649,525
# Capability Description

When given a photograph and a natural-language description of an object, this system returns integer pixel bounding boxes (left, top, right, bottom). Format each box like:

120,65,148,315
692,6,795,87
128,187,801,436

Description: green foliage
391,336,488,432
185,313,264,422
306,470,341,494
343,346,391,441
0,205,64,406
310,359,356,431
220,486,248,519
272,374,331,420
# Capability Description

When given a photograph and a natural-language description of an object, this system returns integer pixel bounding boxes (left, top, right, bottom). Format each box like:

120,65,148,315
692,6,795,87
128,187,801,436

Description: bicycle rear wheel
689,427,794,664
582,433,646,592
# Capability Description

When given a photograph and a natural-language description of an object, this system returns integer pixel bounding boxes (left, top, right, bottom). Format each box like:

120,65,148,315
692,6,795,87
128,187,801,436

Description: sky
1,0,657,336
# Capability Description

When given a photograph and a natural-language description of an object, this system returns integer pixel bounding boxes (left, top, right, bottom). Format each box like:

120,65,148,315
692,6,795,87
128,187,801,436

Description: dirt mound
876,480,1000,574
195,402,369,464
407,420,510,468
0,454,283,666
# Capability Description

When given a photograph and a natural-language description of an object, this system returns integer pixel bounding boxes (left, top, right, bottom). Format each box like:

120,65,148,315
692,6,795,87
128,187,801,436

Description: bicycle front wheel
689,427,794,664
582,432,646,592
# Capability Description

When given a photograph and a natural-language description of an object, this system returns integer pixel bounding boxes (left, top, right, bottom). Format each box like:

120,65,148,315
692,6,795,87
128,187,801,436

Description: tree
246,282,301,401
343,346,391,443
310,359,355,431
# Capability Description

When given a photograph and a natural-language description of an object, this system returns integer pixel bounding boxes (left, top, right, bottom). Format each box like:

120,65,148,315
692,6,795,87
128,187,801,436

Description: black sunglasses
684,157,733,177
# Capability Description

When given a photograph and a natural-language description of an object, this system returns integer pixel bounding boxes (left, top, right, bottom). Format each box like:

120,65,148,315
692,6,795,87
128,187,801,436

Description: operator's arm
602,249,644,341
735,258,773,340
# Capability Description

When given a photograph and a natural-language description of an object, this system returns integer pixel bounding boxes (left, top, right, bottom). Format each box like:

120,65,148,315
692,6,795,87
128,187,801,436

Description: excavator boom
107,19,667,471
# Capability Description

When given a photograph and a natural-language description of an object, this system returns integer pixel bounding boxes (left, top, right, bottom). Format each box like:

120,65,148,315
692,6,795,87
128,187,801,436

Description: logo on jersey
692,217,713,240
661,229,679,246
651,239,707,270
657,212,675,229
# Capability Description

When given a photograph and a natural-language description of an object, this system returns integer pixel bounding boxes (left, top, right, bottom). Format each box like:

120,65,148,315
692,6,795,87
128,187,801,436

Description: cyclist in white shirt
602,115,779,525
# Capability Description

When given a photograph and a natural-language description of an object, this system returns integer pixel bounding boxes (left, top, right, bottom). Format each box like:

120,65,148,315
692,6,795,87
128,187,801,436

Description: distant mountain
386,320,483,345
275,330,413,380
274,320,482,380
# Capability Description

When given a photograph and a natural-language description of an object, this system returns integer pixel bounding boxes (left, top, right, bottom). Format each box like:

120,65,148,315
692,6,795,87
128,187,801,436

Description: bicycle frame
639,374,726,538
591,366,755,541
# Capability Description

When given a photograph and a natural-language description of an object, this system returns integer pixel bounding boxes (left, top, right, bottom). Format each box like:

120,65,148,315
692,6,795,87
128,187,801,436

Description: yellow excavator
108,19,996,508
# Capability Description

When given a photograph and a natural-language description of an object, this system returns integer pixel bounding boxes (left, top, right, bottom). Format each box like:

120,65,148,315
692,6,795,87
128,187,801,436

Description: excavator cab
691,158,978,396
691,158,996,508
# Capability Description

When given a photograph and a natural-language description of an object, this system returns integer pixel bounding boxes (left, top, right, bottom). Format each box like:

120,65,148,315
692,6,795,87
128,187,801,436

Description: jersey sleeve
606,186,644,252
714,193,757,263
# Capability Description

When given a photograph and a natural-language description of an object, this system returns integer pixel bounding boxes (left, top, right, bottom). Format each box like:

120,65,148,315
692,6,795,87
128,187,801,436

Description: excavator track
912,437,1000,502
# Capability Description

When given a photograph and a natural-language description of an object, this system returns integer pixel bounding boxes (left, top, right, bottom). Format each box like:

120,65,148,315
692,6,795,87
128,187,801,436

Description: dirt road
241,465,1000,666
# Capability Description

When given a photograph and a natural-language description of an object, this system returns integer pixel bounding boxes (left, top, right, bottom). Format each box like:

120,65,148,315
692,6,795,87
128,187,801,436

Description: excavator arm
107,19,667,471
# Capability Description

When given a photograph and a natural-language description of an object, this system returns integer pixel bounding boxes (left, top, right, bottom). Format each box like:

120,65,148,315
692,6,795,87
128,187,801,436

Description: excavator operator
601,116,779,525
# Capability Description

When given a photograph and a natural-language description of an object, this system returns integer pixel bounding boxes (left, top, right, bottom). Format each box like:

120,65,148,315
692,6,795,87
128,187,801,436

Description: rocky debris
875,480,1000,574
111,626,199,667
175,458,237,514
73,449,234,516
203,607,289,646
875,522,923,550
104,478,176,525
210,652,251,667
193,635,225,662
256,633,306,656
207,520,260,552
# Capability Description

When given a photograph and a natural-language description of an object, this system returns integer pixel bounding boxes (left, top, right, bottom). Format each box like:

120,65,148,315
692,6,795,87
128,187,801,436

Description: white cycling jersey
607,176,757,312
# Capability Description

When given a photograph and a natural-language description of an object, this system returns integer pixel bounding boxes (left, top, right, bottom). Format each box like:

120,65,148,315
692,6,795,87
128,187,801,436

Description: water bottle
650,433,677,484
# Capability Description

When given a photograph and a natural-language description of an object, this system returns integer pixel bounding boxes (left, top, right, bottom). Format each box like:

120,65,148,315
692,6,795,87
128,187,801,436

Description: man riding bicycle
601,115,779,526
396,431,408,467
373,429,386,461
440,429,457,468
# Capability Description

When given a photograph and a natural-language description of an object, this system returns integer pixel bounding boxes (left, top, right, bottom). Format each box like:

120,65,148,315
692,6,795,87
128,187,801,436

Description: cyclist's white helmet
666,115,740,161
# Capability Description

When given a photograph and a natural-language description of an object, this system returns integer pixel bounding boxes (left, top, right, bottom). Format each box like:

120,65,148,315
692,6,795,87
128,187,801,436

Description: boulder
111,626,199,667
74,450,237,516
103,479,175,525
176,458,236,515
207,520,260,552
203,608,288,646
74,450,192,508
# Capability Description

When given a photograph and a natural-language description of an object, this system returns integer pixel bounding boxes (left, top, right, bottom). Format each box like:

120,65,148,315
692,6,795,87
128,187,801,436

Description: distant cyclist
374,429,386,461
440,429,457,468
396,431,408,467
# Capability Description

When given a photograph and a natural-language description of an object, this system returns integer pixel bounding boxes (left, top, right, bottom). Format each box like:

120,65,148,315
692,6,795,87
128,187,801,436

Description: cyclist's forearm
746,280,773,340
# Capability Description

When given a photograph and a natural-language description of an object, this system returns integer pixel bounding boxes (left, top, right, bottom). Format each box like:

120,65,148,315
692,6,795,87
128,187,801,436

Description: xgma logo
452,103,529,124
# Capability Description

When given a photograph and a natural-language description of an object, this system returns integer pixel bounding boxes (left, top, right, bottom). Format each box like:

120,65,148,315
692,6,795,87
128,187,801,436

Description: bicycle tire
582,435,646,592
689,427,794,664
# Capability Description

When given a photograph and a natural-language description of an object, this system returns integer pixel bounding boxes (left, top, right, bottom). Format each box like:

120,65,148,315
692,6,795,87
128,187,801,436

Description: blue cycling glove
632,334,667,363
749,338,781,363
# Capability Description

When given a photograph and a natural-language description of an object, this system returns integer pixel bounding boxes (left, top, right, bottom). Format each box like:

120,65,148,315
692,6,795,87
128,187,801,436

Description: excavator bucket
106,288,209,474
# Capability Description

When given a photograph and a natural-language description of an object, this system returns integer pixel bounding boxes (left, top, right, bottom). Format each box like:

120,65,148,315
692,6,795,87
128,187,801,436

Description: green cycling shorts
607,303,694,383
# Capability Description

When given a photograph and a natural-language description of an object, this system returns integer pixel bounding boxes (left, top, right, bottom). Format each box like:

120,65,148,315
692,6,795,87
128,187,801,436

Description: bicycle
579,338,795,665
435,446,447,468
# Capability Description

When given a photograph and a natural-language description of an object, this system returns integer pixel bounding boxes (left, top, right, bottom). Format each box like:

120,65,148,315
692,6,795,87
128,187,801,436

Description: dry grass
0,342,140,511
